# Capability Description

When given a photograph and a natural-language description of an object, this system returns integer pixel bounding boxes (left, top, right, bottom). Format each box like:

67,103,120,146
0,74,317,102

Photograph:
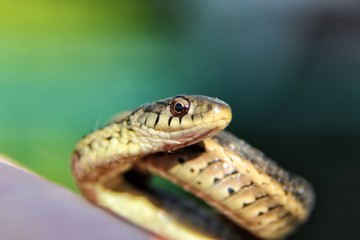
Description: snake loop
71,95,314,240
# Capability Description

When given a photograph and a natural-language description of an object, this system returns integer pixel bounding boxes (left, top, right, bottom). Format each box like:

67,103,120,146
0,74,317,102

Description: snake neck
71,119,148,184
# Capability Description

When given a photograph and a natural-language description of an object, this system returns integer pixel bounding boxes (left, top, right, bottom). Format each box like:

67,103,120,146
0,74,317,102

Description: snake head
131,95,232,151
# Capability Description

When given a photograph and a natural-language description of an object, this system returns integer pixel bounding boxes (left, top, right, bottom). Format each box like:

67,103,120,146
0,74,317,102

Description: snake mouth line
157,119,230,151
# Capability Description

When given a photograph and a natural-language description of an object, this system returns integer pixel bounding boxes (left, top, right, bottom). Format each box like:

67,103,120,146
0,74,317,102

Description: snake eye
170,97,190,117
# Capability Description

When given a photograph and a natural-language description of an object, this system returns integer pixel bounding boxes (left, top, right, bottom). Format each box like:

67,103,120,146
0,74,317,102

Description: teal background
1,1,359,239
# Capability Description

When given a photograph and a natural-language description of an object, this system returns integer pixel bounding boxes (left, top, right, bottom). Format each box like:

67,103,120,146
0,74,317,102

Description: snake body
71,95,314,239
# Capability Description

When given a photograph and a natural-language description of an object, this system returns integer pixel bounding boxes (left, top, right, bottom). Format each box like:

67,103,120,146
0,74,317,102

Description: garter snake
71,95,314,240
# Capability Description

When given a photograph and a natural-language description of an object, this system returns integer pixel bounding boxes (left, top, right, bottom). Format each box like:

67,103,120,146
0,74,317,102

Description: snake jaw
161,122,229,152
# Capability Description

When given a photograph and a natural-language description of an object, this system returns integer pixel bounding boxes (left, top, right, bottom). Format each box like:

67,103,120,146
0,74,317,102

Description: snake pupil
174,102,184,112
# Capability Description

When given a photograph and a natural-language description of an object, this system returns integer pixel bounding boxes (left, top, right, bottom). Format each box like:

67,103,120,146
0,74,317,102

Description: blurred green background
1,1,359,239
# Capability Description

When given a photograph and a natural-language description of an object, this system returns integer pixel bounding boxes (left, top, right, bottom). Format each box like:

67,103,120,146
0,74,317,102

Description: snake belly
71,95,314,240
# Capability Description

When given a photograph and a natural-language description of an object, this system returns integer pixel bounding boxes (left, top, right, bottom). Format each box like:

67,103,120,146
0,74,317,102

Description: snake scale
71,95,314,240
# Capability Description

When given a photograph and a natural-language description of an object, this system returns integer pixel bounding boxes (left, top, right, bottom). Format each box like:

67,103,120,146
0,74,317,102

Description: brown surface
0,155,152,240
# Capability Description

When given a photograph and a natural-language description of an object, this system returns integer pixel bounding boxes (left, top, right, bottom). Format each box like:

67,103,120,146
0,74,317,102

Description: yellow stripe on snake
71,95,314,240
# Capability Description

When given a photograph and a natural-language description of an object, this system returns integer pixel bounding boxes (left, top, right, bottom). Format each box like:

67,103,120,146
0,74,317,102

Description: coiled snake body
71,95,314,240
